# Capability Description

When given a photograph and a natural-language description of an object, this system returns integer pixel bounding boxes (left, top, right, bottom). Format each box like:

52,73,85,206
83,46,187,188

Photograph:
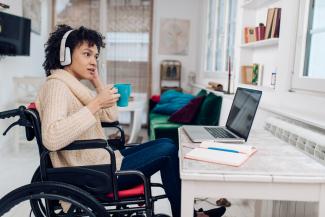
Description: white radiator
265,117,325,165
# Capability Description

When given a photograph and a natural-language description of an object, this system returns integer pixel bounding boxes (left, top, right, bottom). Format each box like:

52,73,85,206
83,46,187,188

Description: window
303,0,325,79
293,0,325,92
54,0,152,93
204,0,238,76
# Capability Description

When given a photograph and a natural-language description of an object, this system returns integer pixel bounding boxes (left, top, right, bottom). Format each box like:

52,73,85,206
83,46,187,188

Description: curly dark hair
43,25,105,76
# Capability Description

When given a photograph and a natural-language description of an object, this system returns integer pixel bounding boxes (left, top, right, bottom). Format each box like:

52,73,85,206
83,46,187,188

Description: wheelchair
0,104,170,217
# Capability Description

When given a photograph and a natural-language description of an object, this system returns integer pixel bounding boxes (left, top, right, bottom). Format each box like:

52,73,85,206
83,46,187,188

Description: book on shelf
265,8,281,39
248,27,256,42
244,23,266,42
244,27,257,43
241,65,254,84
257,64,264,86
256,23,266,40
244,27,249,43
273,8,281,38
265,8,276,39
241,64,263,85
271,8,278,38
184,141,257,167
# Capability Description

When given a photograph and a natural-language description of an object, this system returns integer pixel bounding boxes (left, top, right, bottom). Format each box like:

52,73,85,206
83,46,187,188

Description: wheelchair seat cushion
106,184,144,199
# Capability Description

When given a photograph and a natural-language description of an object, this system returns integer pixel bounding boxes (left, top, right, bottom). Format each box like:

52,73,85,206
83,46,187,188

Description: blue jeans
119,138,181,217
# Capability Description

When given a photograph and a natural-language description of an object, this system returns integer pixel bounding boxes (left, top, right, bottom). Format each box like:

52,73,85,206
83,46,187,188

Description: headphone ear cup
64,47,71,66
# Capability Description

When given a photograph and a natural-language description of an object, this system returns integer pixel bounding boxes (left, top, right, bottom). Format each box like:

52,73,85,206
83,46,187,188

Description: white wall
196,0,325,131
151,0,203,94
252,0,325,130
0,0,50,151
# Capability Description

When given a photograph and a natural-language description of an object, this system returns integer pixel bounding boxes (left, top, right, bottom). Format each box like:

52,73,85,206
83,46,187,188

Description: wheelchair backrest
24,108,48,157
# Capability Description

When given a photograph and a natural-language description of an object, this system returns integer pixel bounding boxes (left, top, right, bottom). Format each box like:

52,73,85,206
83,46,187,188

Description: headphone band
59,30,74,62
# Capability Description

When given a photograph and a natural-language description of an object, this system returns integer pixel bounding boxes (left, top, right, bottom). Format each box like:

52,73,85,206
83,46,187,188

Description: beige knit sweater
35,69,123,170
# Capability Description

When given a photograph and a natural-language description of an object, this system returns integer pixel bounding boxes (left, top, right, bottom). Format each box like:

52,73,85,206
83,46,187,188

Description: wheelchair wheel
0,181,109,217
30,167,46,216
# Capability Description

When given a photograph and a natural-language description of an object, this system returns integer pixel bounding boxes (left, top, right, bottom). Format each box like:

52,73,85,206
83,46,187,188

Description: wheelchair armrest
61,139,108,151
101,121,120,127
41,139,117,177
101,121,126,149
59,139,117,170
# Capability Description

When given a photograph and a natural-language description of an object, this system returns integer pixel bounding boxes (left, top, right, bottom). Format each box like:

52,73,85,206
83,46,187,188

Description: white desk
118,93,146,143
178,127,325,217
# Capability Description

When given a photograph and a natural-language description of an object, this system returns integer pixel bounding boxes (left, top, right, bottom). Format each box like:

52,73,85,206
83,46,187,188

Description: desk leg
318,184,325,217
128,109,142,143
181,181,195,217
255,200,272,217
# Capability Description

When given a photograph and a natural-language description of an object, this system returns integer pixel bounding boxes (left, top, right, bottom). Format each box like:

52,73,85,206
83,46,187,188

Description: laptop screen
225,87,262,141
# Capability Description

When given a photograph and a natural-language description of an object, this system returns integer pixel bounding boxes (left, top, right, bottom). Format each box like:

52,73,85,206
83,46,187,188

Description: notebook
184,141,257,167
183,87,262,143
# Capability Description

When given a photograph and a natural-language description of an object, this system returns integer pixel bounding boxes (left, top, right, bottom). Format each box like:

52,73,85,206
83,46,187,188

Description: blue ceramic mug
114,83,131,107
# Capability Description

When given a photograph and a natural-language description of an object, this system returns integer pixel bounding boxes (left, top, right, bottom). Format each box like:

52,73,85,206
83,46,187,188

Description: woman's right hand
96,85,120,109
87,85,120,114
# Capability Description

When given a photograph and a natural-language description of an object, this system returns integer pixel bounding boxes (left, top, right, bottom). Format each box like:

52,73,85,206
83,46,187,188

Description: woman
37,24,181,217
36,24,225,217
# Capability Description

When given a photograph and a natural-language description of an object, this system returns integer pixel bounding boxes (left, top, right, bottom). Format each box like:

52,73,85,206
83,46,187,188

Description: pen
207,147,239,153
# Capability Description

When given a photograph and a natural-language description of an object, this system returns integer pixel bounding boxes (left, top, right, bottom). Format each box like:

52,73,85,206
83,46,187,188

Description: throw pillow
168,96,205,124
150,95,160,103
194,93,223,125
153,90,194,115
196,89,207,97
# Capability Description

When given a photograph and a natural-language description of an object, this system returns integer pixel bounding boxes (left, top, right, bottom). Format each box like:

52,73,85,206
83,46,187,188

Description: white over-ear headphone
59,30,74,66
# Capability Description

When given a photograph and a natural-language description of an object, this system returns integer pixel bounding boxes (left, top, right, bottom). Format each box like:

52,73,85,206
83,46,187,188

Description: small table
118,93,146,143
178,127,325,217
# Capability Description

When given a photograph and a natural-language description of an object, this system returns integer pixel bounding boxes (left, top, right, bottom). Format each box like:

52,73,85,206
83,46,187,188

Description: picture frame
23,0,41,35
160,60,181,81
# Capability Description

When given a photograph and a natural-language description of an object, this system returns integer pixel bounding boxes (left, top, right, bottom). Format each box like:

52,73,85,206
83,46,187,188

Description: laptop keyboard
204,127,236,138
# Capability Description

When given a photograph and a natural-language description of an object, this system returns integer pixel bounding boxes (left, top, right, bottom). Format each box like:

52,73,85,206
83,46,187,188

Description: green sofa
148,90,223,145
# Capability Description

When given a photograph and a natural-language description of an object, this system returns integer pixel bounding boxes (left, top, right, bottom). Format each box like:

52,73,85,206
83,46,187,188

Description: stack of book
243,7,281,43
241,64,263,86
244,23,266,43
265,8,281,39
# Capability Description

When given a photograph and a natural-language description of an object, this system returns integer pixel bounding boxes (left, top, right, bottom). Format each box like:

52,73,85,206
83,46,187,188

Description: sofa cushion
149,113,182,140
194,93,222,125
153,90,194,115
168,96,205,124
196,89,208,97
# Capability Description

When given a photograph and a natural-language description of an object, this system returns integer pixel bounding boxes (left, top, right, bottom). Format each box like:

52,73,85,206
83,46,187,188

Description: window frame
202,0,236,78
292,0,325,93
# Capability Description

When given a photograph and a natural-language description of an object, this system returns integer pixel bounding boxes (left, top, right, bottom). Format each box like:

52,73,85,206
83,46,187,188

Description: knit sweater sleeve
39,80,97,151
98,105,118,122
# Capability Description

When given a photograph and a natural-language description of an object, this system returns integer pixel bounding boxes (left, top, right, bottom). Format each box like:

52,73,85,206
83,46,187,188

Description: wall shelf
240,38,279,49
242,0,280,9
